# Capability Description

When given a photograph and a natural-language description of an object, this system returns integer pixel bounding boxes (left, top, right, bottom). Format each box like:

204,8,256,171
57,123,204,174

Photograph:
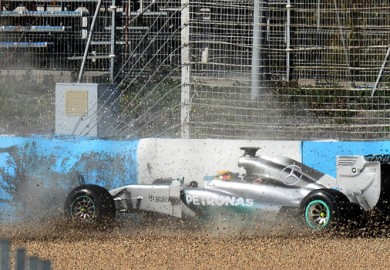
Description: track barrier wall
0,136,138,221
0,136,388,219
302,140,390,178
137,139,301,184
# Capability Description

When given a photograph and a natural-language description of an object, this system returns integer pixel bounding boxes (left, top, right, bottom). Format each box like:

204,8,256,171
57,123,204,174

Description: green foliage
119,77,180,114
272,86,390,120
117,77,181,137
0,71,55,134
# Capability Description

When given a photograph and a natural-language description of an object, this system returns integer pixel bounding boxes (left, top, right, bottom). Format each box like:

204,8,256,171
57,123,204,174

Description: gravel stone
1,215,390,269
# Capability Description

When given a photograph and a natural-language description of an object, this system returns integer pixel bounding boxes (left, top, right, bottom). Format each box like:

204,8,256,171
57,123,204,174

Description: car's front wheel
64,184,116,224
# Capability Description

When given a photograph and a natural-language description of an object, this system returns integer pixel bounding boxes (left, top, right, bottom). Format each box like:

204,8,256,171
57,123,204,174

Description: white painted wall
137,139,301,184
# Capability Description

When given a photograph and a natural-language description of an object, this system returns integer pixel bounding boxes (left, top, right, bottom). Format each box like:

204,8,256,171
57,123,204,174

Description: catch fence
1,0,390,140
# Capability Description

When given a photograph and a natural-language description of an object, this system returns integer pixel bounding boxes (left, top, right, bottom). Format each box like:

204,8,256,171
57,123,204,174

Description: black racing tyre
301,189,351,230
64,184,116,223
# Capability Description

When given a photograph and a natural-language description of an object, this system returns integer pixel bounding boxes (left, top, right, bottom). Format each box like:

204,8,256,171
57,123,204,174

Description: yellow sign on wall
65,90,88,116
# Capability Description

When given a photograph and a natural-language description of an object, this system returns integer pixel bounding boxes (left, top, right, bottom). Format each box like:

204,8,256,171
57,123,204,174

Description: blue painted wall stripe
302,140,390,177
2,136,390,204
0,136,139,202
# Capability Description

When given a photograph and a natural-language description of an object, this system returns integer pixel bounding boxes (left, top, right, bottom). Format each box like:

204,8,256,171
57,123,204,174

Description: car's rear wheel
301,189,350,230
64,185,116,224
305,199,332,229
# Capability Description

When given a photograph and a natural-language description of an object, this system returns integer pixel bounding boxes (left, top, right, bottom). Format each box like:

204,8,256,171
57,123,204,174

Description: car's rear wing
337,155,381,210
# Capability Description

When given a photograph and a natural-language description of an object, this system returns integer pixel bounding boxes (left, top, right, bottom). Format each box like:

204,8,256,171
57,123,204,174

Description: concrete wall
0,136,138,205
1,135,389,221
137,139,301,184
302,140,390,177
0,137,301,205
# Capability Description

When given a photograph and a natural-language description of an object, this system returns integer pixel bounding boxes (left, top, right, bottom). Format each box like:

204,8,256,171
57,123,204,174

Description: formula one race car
64,147,390,230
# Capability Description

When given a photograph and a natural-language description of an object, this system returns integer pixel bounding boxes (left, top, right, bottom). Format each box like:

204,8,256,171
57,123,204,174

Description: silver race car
64,147,388,230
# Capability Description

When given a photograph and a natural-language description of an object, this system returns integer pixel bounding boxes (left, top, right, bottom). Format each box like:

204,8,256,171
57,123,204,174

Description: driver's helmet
215,170,233,180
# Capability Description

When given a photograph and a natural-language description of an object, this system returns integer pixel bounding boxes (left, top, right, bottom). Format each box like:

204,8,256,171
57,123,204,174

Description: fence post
29,256,52,270
0,239,51,270
15,248,26,270
41,260,51,270
0,239,10,270
28,256,38,270
181,0,190,139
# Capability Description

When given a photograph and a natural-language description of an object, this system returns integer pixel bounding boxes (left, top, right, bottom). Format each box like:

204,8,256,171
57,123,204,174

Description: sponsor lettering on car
186,194,254,207
149,194,169,203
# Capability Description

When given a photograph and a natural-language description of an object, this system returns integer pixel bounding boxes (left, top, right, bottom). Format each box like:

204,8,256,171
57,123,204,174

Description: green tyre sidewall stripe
305,199,331,229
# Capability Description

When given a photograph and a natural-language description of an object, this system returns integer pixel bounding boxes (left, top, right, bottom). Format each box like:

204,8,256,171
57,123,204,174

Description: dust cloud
1,176,73,224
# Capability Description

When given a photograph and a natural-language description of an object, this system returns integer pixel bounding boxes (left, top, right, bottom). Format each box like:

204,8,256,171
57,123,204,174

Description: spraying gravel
1,213,390,269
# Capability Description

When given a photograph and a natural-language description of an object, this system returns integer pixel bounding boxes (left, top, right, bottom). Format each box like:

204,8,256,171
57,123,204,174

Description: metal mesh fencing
2,0,390,140
188,0,390,140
